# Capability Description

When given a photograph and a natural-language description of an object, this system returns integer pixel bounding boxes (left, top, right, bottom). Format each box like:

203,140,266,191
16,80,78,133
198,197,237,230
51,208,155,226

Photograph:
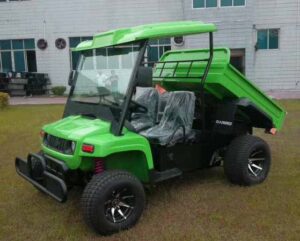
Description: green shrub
0,92,9,109
51,86,66,96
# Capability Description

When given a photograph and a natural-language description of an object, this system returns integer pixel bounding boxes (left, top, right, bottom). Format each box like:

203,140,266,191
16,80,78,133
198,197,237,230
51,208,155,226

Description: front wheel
81,170,145,235
224,135,271,186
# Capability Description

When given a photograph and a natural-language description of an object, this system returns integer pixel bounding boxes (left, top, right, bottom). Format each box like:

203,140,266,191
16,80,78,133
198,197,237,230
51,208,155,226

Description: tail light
265,128,277,135
269,128,277,135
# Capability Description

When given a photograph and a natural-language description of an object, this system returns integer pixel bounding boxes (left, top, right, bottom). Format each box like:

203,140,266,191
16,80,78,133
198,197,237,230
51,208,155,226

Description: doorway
230,48,245,74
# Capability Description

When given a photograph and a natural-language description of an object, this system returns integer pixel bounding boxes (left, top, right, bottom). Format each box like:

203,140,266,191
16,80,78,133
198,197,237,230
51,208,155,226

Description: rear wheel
81,170,145,235
224,135,271,186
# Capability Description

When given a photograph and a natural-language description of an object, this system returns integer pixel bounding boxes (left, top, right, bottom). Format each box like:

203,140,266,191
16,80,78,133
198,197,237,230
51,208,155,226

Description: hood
43,115,111,141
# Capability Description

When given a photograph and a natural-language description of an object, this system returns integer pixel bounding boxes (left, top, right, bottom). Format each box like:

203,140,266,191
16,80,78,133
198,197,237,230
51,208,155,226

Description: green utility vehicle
16,21,286,235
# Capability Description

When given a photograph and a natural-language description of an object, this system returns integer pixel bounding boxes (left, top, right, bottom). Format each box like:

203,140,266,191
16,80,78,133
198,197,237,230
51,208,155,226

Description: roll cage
111,32,214,136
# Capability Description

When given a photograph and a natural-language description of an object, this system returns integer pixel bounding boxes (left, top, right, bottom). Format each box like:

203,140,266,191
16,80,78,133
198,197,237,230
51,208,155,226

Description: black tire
81,170,145,235
224,135,271,186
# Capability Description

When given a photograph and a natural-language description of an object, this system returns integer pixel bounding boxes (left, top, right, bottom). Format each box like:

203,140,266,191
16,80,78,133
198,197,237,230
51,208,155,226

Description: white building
0,0,299,91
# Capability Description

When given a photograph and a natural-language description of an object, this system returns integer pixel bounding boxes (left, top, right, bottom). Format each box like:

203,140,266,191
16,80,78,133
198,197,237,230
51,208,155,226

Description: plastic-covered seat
131,87,159,132
156,92,171,123
140,91,196,146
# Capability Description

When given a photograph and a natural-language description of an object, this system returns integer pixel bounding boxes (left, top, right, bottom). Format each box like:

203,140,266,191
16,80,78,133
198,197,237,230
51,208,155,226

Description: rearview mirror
68,70,76,86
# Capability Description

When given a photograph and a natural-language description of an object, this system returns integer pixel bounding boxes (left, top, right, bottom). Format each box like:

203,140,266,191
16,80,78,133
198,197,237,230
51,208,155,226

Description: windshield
71,45,140,106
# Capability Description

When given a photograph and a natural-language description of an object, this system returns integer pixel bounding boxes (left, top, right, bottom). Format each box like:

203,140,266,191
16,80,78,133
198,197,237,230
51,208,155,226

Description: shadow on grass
51,167,228,238
65,166,227,202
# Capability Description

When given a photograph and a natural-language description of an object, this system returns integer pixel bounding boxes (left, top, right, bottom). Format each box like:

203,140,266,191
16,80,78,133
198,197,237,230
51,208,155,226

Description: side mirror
68,70,76,86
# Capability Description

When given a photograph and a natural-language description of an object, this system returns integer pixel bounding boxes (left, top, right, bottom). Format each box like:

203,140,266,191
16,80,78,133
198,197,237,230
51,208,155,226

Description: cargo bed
153,48,286,130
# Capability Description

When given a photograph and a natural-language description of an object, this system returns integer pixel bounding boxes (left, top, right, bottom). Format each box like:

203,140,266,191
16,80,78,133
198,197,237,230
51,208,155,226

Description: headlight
71,141,76,152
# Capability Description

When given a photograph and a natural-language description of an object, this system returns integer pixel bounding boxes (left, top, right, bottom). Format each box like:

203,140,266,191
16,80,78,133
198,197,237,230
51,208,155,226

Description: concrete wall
0,0,183,86
253,0,300,90
0,0,299,90
182,0,300,90
181,0,255,80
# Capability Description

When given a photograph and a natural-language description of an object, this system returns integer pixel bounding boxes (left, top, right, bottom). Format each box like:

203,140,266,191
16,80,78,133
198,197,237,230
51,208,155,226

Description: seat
156,92,171,123
131,87,159,132
140,91,196,146
130,67,159,132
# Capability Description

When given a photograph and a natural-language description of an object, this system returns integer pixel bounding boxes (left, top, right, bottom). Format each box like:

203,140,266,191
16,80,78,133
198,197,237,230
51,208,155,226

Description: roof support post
111,40,148,136
200,32,214,130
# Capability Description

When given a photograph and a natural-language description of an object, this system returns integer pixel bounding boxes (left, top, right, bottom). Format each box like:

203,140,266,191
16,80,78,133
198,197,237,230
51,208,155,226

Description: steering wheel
129,100,148,114
101,93,147,114
108,92,147,114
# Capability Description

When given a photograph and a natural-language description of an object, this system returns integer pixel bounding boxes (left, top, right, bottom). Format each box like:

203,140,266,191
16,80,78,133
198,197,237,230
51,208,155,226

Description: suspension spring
94,158,105,174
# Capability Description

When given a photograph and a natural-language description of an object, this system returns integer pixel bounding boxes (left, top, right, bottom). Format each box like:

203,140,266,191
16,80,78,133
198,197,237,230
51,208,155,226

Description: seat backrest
159,91,196,131
136,67,153,87
132,87,159,123
157,92,171,122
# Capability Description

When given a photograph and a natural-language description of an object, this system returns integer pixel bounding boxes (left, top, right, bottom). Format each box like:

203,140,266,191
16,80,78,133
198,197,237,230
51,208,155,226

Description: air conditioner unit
173,36,184,46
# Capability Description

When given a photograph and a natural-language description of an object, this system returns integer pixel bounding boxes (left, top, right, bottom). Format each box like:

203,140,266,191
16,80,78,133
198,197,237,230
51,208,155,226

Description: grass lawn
0,100,299,241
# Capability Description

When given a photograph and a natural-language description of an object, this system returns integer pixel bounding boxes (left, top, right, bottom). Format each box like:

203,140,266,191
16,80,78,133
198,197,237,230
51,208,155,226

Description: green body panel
153,48,286,130
42,116,153,182
73,21,216,51
40,21,285,183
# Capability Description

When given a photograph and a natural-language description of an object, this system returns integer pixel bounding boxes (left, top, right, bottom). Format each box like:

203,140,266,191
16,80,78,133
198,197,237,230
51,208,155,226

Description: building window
0,38,36,73
0,0,30,2
221,0,245,6
0,0,29,2
193,0,218,8
193,0,245,8
70,36,139,70
69,37,171,70
257,29,279,50
69,36,92,70
147,38,171,66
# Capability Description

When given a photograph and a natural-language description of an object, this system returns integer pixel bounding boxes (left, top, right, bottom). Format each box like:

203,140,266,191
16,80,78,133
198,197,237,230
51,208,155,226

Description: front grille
45,155,66,179
43,133,75,155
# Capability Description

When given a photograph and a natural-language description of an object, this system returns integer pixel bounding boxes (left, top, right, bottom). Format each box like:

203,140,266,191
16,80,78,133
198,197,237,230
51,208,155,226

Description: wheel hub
111,198,120,207
248,149,265,177
105,188,135,223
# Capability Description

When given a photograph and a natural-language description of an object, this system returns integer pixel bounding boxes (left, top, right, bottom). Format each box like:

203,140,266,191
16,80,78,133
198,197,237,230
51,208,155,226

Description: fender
80,131,154,182
236,98,273,129
213,98,273,135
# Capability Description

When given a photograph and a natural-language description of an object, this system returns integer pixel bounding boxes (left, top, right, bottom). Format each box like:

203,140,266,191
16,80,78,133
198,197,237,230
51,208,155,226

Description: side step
149,168,182,183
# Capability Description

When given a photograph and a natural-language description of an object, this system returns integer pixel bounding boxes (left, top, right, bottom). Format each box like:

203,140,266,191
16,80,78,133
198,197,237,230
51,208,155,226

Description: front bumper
15,153,68,203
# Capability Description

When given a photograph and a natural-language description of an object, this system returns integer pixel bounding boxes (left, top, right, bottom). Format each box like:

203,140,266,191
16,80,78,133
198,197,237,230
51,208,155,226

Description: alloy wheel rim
104,187,135,223
247,149,266,177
